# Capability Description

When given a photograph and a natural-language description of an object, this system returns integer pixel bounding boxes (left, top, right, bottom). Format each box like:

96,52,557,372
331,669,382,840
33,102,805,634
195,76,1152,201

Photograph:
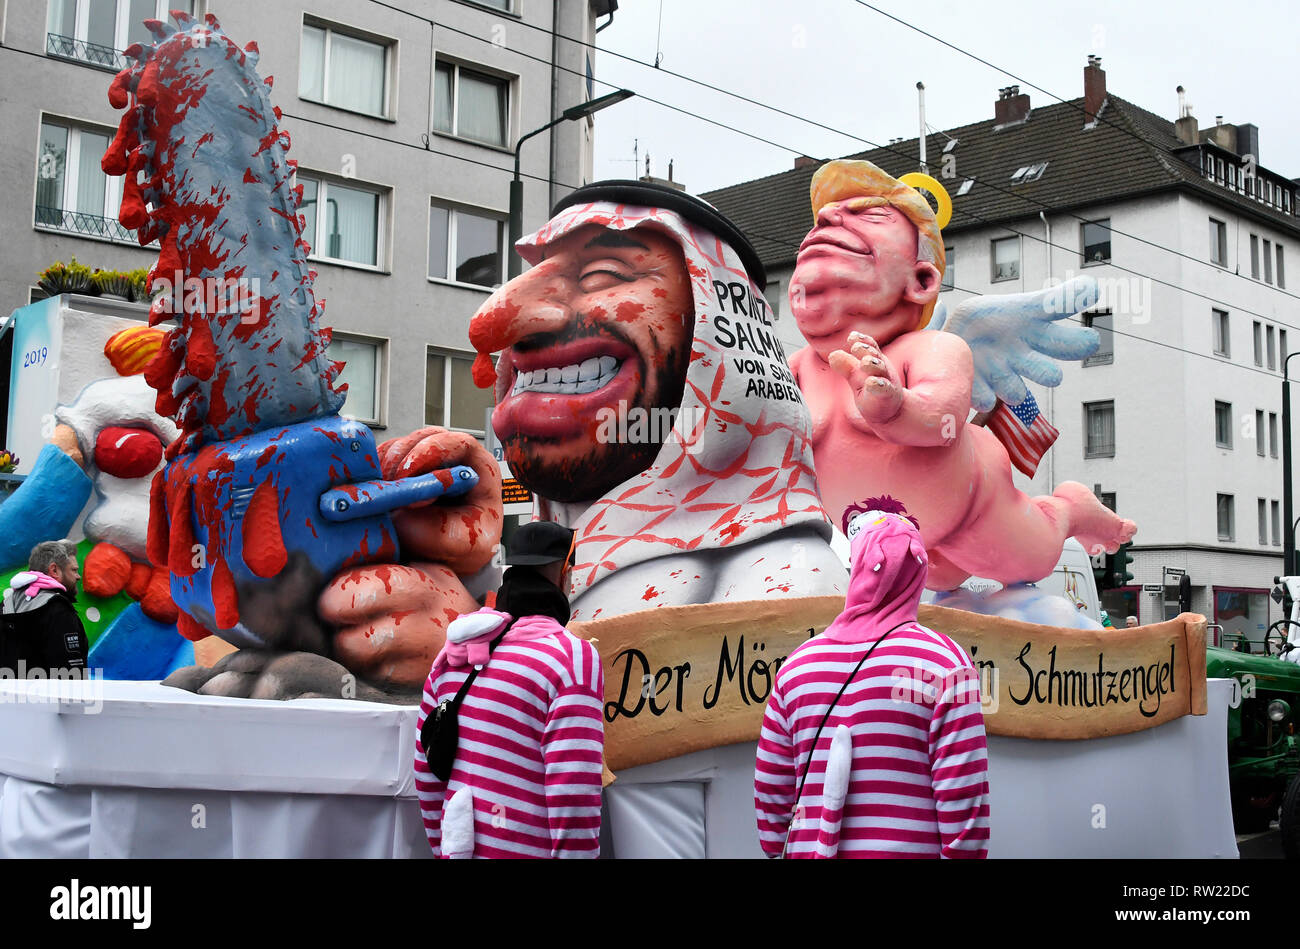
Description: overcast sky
590,0,1297,196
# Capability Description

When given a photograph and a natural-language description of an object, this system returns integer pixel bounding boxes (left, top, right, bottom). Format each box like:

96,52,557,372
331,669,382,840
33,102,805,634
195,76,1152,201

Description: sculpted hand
318,561,480,691
829,331,904,425
378,427,503,576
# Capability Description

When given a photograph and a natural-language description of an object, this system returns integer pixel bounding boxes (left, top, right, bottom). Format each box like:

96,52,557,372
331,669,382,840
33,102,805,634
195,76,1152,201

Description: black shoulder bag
780,622,908,857
421,621,513,782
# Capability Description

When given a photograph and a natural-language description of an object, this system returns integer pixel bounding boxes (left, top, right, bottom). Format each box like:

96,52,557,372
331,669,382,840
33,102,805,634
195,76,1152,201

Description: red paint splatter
176,609,211,643
242,479,287,578
210,556,239,628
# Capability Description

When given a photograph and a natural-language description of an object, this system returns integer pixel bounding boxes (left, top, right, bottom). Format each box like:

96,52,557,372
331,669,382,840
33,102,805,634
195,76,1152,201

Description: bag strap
781,621,911,857
445,619,514,714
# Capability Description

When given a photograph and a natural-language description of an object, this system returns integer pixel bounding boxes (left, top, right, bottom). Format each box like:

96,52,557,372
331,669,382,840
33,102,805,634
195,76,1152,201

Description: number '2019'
23,347,48,368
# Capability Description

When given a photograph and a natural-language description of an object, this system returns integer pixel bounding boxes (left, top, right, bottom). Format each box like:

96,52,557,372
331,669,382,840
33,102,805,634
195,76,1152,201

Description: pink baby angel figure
789,159,1135,591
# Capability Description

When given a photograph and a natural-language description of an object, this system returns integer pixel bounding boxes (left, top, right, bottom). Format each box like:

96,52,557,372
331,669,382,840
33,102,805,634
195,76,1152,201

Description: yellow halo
899,172,952,230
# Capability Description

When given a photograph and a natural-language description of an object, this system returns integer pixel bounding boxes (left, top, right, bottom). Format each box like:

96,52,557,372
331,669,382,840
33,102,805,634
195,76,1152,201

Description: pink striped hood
435,607,565,670
823,511,929,643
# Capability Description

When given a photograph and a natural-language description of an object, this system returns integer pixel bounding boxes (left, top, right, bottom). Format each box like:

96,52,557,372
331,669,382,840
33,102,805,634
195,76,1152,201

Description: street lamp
508,88,635,278
1284,350,1300,574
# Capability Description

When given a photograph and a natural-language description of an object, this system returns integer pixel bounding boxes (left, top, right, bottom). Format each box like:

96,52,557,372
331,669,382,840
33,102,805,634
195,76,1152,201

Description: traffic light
1115,542,1135,586
1091,551,1111,591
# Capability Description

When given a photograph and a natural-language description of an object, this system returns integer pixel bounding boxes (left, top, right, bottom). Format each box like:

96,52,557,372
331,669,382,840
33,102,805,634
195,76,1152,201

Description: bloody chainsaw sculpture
103,12,501,695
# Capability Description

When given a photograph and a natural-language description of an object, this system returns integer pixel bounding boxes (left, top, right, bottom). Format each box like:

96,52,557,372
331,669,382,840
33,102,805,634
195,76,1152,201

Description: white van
831,531,1102,625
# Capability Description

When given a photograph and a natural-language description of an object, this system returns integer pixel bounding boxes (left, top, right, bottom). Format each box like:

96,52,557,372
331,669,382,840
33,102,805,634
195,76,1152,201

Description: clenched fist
319,561,480,691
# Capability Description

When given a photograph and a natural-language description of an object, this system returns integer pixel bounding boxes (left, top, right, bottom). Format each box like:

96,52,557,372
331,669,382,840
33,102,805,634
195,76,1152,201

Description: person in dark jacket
1,540,88,677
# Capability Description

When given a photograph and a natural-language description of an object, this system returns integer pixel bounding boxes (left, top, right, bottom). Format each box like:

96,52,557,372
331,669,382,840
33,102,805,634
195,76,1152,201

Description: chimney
1201,117,1237,152
1236,123,1259,163
994,85,1030,127
639,155,685,192
1084,55,1106,123
793,156,820,170
1174,85,1199,145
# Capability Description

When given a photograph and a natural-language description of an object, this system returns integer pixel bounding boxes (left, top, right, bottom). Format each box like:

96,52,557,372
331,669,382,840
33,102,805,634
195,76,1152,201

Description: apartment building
705,58,1300,645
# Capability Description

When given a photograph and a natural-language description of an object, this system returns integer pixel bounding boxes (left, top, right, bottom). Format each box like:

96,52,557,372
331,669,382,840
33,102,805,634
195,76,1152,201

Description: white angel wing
928,275,1101,413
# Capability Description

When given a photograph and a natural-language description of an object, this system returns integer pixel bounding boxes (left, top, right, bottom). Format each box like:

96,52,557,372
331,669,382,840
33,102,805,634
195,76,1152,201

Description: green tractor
1207,583,1300,856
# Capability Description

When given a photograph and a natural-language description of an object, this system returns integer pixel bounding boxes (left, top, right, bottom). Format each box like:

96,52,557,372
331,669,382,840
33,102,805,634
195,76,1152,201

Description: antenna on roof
917,81,927,174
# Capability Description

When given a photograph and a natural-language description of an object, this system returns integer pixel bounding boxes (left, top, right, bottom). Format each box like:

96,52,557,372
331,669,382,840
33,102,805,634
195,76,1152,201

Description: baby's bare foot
1053,481,1137,555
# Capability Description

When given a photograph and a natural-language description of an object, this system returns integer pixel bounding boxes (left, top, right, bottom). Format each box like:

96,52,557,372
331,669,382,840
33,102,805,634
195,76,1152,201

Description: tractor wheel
1281,772,1300,859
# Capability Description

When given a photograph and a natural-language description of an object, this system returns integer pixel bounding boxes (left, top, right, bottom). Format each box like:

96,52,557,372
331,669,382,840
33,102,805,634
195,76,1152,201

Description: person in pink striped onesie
415,521,605,858
754,502,990,858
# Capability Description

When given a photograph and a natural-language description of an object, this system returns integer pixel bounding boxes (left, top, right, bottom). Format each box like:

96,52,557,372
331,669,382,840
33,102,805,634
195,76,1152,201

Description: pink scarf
19,573,68,599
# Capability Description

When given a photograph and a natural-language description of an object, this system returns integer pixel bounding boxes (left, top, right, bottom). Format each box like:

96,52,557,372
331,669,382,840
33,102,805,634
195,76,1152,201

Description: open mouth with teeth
510,355,622,397
493,334,645,444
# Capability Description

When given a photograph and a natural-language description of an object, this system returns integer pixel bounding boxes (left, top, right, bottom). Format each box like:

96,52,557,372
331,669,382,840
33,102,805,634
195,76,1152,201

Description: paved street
1236,825,1283,859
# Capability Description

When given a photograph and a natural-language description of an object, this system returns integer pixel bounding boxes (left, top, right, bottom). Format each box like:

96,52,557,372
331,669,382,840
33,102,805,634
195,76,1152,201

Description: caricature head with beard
470,182,833,606
480,218,694,502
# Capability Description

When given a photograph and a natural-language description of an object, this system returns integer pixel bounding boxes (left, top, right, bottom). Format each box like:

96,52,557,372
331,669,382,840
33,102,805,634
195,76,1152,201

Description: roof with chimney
701,86,1300,271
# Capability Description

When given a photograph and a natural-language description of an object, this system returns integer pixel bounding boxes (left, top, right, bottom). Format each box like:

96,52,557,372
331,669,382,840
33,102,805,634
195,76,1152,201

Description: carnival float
0,12,1234,858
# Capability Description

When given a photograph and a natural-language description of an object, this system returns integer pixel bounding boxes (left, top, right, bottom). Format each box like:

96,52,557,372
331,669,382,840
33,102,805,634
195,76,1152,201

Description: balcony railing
35,205,137,243
46,32,129,71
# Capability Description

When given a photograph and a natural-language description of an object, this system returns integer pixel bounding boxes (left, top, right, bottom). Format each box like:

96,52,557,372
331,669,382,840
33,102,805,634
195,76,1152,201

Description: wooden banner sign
570,597,1208,773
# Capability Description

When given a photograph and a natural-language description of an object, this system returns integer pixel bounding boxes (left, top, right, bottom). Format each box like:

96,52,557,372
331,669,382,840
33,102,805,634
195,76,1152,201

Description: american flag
986,392,1058,478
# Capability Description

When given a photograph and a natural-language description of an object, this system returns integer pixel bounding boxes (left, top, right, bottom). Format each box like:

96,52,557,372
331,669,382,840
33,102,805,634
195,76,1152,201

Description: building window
1264,239,1274,284
1279,245,1287,289
1254,321,1263,366
1081,219,1111,265
1283,329,1290,367
299,21,391,117
35,118,137,242
1010,162,1048,184
1256,410,1266,456
1267,325,1277,370
1215,400,1232,449
1209,217,1227,266
1250,234,1260,278
1270,412,1279,458
1211,309,1229,358
299,174,385,268
941,246,954,291
1082,311,1113,367
1259,498,1268,545
425,349,496,438
328,334,384,426
1217,493,1234,542
991,236,1019,282
433,59,509,147
1084,401,1115,458
428,202,505,289
1273,500,1282,546
46,0,197,70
